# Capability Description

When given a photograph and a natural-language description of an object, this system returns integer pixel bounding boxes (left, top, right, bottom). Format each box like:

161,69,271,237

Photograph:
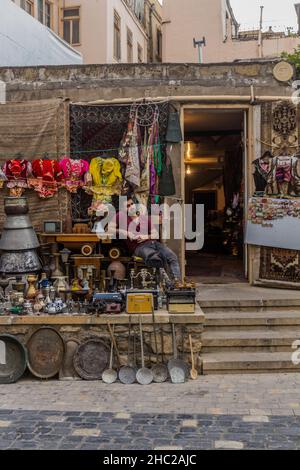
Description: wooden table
38,233,112,253
39,233,112,243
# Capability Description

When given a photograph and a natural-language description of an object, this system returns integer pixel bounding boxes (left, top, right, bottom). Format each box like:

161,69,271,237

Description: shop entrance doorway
184,108,247,284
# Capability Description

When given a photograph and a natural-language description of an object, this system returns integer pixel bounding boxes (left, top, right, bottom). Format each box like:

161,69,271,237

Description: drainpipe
58,0,63,37
258,5,264,58
148,2,154,63
80,94,298,106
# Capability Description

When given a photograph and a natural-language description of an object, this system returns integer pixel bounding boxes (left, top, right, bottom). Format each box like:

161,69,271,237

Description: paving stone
1,375,300,449
215,440,244,450
181,419,198,428
154,446,184,451
243,416,270,423
45,416,66,423
115,412,131,420
0,441,15,449
0,420,11,427
72,428,101,437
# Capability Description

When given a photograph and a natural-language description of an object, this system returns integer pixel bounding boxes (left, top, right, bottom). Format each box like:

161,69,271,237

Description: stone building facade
12,0,162,64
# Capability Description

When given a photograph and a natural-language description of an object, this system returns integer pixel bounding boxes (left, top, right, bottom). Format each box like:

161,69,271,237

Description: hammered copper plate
27,327,65,379
0,334,27,384
73,339,109,380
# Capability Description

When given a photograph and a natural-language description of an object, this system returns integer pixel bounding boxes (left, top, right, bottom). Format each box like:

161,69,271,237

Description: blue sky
230,0,298,32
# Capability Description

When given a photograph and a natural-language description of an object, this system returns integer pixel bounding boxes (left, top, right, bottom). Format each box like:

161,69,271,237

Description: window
127,27,133,63
45,1,52,28
20,0,34,16
137,43,143,63
37,0,44,23
113,10,121,61
63,8,80,45
31,0,51,26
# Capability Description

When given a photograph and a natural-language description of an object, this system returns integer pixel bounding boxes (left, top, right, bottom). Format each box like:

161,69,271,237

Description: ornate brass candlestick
52,253,64,278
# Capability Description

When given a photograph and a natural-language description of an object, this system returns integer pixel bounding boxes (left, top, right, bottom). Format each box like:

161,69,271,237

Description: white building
10,0,151,64
1,0,82,66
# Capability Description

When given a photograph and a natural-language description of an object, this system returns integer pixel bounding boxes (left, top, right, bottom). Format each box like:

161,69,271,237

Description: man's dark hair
262,151,273,159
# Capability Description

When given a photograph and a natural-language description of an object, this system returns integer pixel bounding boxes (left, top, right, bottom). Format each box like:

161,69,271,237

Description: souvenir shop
0,99,203,385
1,93,300,384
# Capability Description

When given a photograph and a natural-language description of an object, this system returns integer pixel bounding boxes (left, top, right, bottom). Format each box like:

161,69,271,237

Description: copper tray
73,338,109,380
27,327,65,379
0,334,27,384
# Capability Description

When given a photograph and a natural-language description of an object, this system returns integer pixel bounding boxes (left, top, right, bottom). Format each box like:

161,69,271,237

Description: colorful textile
119,115,141,188
59,157,89,193
3,159,32,189
85,157,122,208
135,134,150,206
252,158,271,193
266,156,293,196
260,247,300,283
0,168,7,189
158,152,176,197
292,155,300,196
29,159,62,198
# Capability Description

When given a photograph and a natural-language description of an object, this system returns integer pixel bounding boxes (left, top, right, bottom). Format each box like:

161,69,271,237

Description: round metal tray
0,334,27,384
73,338,109,380
27,327,65,379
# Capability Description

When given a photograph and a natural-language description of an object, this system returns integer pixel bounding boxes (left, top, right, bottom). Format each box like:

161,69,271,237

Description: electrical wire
0,142,168,159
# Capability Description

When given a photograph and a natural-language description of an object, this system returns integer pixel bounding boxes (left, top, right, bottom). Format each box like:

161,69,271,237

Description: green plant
282,46,300,77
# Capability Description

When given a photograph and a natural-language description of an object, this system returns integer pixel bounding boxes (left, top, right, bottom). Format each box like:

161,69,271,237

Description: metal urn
0,197,41,275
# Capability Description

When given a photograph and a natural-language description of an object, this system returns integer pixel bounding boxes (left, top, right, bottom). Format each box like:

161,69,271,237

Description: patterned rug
260,247,300,283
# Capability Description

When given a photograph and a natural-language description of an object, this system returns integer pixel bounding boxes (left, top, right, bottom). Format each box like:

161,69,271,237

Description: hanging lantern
0,197,41,275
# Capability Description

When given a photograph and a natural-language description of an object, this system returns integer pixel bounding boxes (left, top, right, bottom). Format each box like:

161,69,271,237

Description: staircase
200,297,300,374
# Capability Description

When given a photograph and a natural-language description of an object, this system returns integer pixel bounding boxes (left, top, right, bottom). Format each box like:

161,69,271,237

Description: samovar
0,197,41,275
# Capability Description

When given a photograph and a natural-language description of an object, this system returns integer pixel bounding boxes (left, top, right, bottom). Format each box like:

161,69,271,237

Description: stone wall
0,311,205,378
0,61,293,103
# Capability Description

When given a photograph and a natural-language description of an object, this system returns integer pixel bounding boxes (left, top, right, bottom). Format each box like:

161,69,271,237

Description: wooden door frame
180,103,256,283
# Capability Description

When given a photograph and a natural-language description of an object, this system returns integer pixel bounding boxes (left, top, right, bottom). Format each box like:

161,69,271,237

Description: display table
39,233,112,243
0,306,204,326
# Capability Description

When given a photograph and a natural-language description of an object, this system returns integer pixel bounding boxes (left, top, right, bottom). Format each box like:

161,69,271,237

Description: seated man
114,197,181,282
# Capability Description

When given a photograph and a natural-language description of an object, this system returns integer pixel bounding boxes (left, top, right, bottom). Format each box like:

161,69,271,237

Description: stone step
198,299,300,309
196,284,300,310
202,345,294,353
202,328,300,348
205,311,300,328
201,352,300,374
202,307,300,314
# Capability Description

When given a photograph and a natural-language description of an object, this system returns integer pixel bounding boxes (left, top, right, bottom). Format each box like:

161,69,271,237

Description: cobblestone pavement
1,374,300,450
0,409,300,450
